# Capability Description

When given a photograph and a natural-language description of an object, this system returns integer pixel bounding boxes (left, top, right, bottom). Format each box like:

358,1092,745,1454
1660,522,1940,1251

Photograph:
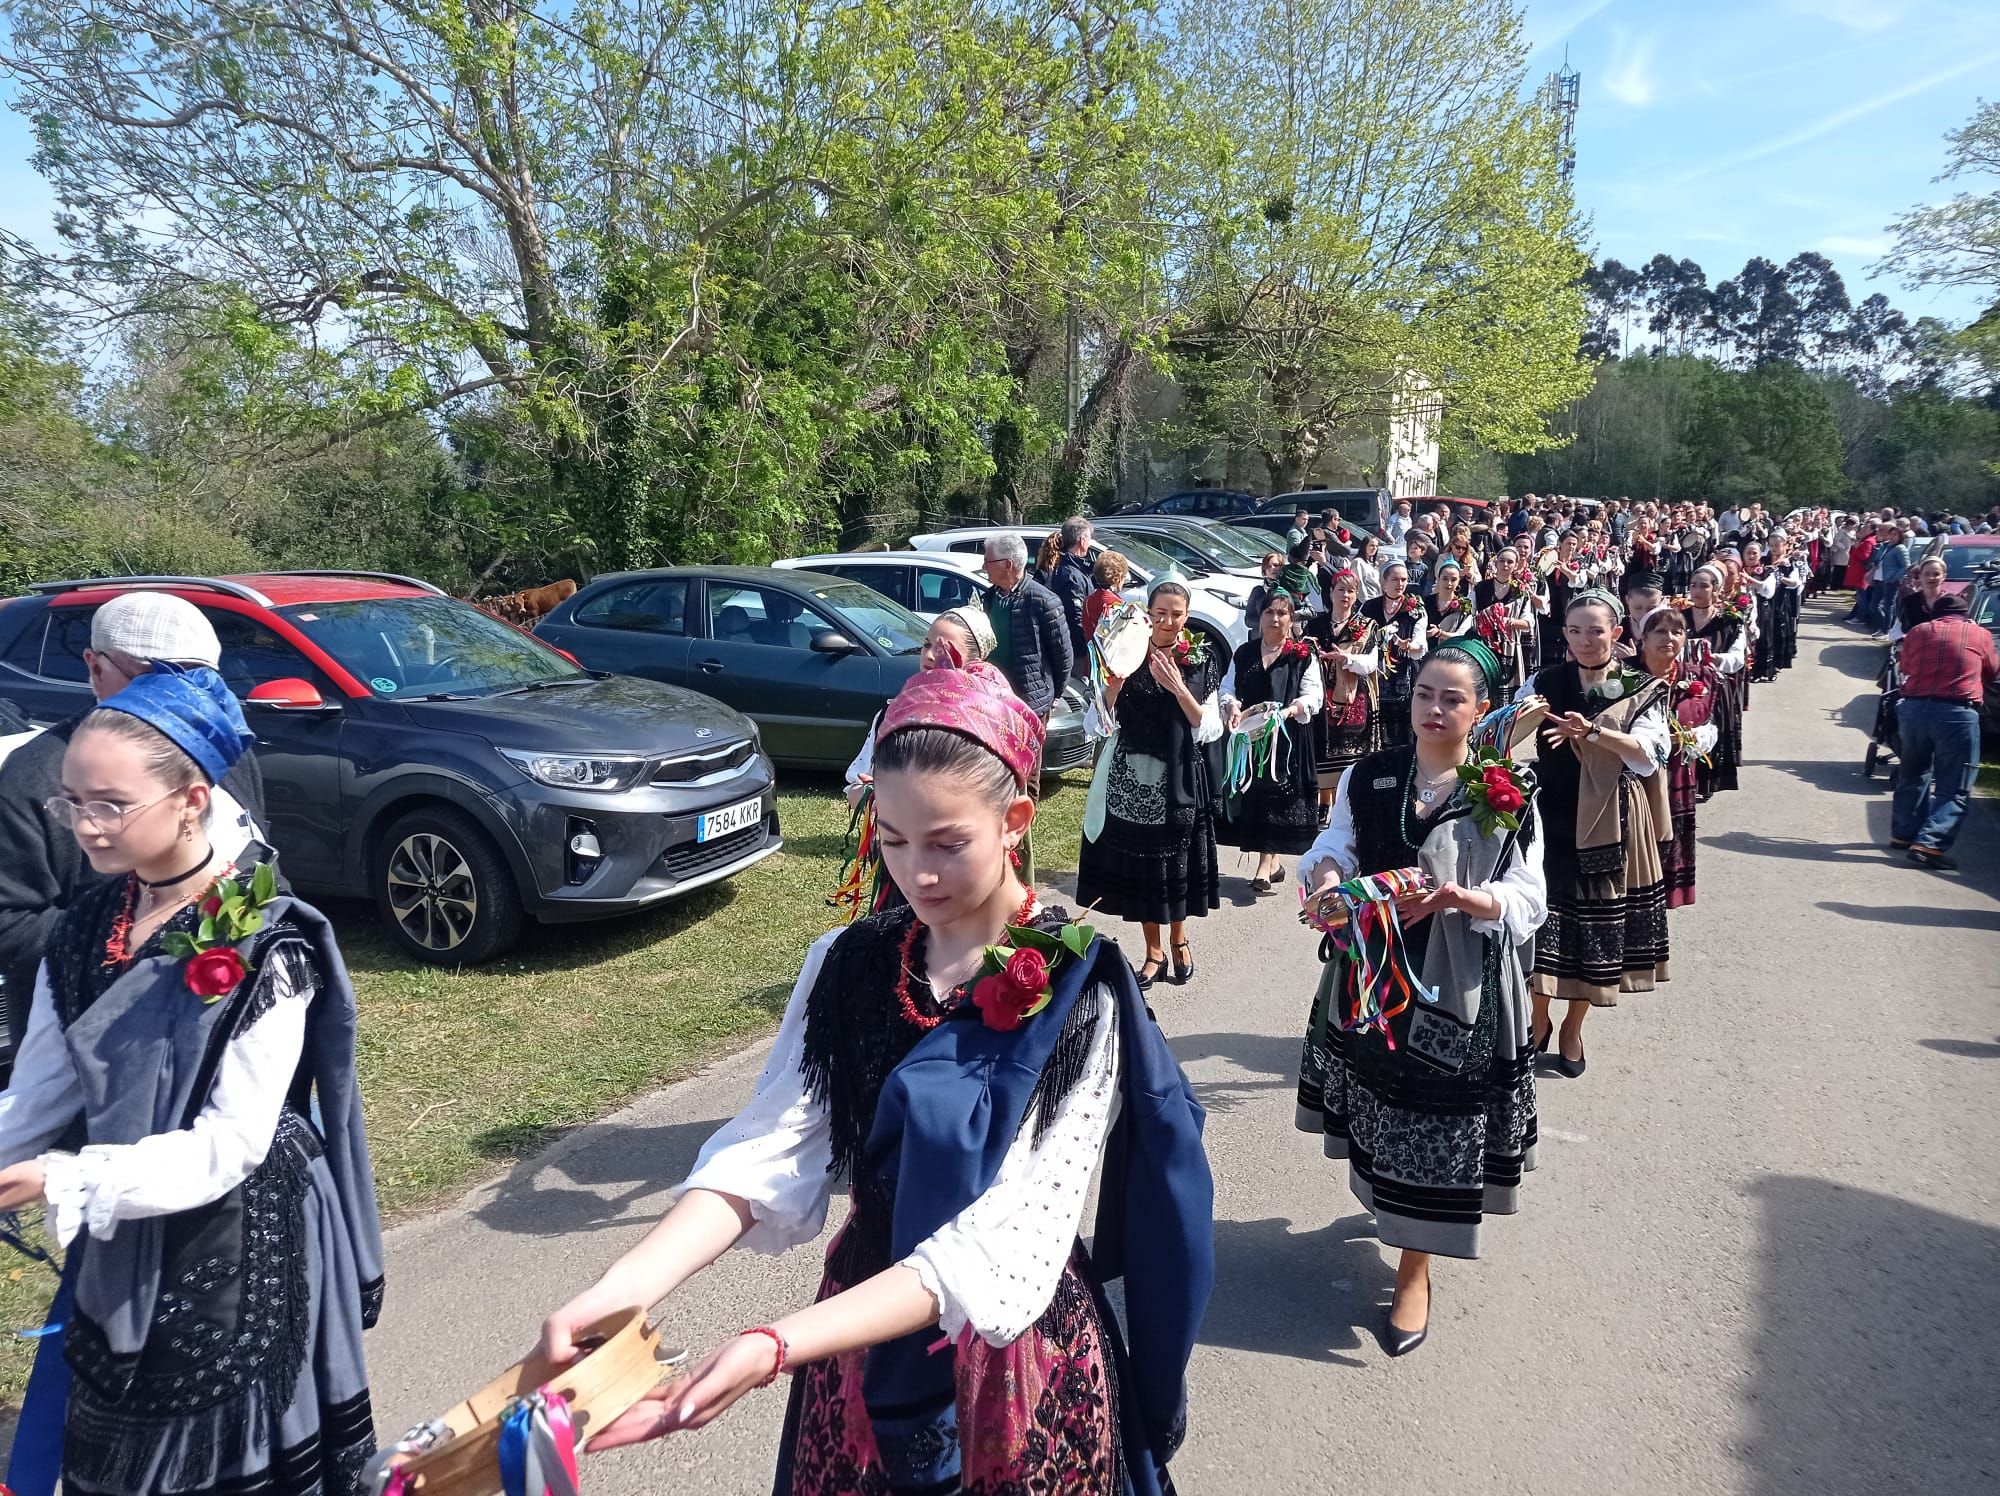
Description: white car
774,551,991,622
908,526,1253,651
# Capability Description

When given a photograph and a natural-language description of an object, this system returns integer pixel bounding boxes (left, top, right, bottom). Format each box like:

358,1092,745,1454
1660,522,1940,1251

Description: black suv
0,574,782,964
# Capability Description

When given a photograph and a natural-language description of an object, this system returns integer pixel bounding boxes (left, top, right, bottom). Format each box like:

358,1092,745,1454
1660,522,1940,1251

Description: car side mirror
246,677,335,711
810,628,861,655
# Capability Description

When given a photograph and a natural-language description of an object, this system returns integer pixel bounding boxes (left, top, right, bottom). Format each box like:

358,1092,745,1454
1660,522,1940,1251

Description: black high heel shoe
1386,1273,1431,1357
1170,940,1195,985
1532,1023,1552,1055
1555,1039,1586,1078
1136,954,1165,991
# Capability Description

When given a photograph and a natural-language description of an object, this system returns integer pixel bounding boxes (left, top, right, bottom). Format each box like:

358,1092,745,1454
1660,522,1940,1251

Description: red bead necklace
895,889,1037,1030
101,863,238,970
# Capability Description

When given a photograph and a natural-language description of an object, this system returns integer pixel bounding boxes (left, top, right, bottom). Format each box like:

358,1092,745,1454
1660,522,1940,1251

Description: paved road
368,601,2000,1494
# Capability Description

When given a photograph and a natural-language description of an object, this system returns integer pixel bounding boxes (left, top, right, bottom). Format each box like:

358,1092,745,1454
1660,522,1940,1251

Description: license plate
697,796,763,842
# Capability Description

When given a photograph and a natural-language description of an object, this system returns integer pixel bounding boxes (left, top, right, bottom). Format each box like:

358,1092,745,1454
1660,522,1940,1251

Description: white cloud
1601,28,1660,107
1782,0,1911,32
1816,233,1892,258
1675,45,2000,184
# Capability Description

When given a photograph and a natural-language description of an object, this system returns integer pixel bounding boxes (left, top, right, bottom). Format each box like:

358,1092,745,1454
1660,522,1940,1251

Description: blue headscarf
98,663,253,784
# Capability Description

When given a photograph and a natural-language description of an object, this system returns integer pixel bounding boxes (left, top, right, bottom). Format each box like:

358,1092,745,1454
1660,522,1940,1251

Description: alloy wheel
385,831,479,952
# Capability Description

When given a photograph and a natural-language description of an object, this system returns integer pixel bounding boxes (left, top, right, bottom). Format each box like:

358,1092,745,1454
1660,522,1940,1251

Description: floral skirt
775,1234,1123,1495
1315,695,1379,787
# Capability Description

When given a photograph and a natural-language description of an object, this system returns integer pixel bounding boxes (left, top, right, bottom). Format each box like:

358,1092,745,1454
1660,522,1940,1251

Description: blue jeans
1892,698,1980,851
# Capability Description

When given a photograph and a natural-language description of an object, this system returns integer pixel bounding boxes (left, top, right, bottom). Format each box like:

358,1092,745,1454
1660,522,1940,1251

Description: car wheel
374,806,524,966
1189,621,1227,660
1862,742,1878,779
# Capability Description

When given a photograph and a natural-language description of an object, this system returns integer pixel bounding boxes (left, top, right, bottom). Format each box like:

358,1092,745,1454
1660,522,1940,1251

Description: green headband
1428,636,1506,703
1566,587,1623,619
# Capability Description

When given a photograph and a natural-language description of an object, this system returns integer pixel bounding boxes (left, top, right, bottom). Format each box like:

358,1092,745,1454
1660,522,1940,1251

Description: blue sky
1,1,1994,326
1527,0,1999,324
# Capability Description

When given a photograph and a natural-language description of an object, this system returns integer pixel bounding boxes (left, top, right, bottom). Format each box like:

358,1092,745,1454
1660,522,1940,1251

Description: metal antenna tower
1541,55,1580,182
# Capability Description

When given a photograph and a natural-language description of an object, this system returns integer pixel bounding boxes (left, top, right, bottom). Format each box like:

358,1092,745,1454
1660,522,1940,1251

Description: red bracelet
740,1326,789,1387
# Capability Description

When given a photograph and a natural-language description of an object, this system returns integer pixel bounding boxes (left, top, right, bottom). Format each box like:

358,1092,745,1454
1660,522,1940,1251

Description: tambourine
1092,600,1151,681
1296,867,1435,931
369,1311,685,1496
1471,696,1548,755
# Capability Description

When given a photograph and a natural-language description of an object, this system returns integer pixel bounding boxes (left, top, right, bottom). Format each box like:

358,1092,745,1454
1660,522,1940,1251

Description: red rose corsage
969,920,1095,1031
161,862,279,1003
1455,748,1530,834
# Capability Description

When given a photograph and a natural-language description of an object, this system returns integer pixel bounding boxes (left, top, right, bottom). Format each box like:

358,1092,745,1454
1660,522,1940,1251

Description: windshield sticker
878,636,894,649
294,612,319,622
370,677,399,694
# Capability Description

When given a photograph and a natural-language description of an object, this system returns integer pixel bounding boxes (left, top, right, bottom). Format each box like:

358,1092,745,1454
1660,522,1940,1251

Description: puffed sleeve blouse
679,922,1122,1347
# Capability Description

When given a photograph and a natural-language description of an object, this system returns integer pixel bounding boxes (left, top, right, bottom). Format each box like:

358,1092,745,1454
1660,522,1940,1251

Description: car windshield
1971,587,2000,628
1197,524,1281,561
799,581,929,654
278,597,584,698
1111,525,1249,570
1095,534,1186,582
1932,545,2000,580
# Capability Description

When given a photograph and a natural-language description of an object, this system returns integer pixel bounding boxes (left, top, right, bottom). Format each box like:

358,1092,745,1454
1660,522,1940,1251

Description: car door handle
699,658,724,673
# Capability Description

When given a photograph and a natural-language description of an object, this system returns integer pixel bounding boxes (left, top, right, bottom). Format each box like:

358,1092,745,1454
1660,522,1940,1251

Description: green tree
1162,0,1593,493
1679,361,1843,510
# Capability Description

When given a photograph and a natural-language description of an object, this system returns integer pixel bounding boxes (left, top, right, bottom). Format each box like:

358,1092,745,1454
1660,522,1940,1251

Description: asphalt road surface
368,600,1999,1494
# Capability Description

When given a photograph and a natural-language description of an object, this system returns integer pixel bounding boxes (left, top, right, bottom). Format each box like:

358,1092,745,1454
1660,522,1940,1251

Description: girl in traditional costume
1683,564,1748,798
1637,607,1718,909
1075,582,1226,987
1519,592,1673,1078
1310,570,1382,817
0,666,382,1496
1425,559,1475,642
539,663,1215,1496
1473,547,1541,689
1360,561,1429,749
1295,637,1544,1358
1218,591,1325,894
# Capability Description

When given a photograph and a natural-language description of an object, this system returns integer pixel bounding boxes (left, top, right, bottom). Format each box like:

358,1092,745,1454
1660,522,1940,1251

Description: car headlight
499,749,650,791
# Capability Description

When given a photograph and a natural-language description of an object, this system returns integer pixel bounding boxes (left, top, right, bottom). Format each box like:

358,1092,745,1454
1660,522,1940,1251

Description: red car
1899,534,2000,602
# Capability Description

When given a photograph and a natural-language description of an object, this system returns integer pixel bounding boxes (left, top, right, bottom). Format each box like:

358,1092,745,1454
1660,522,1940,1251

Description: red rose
1003,946,1050,995
200,893,224,920
972,972,1035,1032
1481,764,1513,790
1687,681,1708,698
1486,781,1526,815
185,946,247,999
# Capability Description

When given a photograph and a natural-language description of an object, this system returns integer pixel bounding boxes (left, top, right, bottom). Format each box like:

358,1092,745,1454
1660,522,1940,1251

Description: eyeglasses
43,791,179,832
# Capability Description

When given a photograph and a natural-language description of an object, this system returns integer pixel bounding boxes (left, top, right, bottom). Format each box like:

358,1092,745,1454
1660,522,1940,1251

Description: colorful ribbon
1471,700,1532,756
1302,868,1437,1048
498,1390,582,1496
828,782,888,923
1220,706,1288,802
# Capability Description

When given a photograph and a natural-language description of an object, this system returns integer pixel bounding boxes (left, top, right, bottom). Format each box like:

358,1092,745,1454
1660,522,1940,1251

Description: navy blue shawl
859,934,1213,1495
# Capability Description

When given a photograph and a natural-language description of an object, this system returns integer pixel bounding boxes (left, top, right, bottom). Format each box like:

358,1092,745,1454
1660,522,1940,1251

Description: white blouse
0,950,311,1248
1513,678,1670,775
1219,653,1325,720
1295,765,1548,944
679,926,1123,1348
1689,614,1748,676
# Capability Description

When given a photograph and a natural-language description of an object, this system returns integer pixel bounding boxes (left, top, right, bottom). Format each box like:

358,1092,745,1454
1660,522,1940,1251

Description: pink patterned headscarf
878,661,1045,786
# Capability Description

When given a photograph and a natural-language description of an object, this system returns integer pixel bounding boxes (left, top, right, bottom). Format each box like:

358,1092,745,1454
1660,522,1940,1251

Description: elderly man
981,532,1073,719
1892,593,1999,871
1384,498,1414,544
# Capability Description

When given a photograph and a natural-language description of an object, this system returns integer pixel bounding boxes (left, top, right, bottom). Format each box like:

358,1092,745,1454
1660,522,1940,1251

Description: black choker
139,855,213,889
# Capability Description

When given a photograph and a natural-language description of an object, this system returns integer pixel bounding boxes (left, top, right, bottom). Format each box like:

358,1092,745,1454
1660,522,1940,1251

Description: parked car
1111,489,1262,519
1225,513,1406,565
1095,517,1265,579
1256,487,1392,532
906,527,1254,651
0,694,31,767
773,551,990,621
0,573,781,964
1899,534,2000,604
1967,568,2000,738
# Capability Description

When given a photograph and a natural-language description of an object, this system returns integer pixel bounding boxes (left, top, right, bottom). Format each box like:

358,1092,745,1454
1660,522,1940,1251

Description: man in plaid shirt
1892,593,1999,870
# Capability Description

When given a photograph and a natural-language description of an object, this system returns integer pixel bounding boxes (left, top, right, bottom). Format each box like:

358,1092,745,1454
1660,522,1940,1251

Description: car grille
1044,727,1094,774
663,822,768,880
651,741,755,785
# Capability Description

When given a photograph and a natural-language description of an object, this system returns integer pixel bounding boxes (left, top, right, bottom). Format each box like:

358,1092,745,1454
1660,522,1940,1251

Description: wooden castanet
392,1310,684,1495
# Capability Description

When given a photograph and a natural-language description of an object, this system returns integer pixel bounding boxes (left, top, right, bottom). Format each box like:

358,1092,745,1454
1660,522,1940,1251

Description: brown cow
477,578,578,625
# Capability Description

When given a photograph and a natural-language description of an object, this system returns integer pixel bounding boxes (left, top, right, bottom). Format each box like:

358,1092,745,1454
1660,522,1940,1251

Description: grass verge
0,766,1094,1401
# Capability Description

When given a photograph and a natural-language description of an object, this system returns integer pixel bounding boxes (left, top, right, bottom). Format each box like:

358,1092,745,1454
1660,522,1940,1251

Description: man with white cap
0,592,269,1056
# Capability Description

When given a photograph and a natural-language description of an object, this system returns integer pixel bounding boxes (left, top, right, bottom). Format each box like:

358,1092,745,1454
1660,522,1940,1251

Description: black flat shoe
1136,956,1165,991
1250,875,1272,894
1171,941,1195,985
1910,847,1958,872
1555,1042,1586,1079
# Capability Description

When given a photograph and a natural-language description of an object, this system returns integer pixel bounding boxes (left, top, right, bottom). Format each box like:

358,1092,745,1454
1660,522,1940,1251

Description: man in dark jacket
1048,515,1096,669
981,532,1074,719
0,592,269,1055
